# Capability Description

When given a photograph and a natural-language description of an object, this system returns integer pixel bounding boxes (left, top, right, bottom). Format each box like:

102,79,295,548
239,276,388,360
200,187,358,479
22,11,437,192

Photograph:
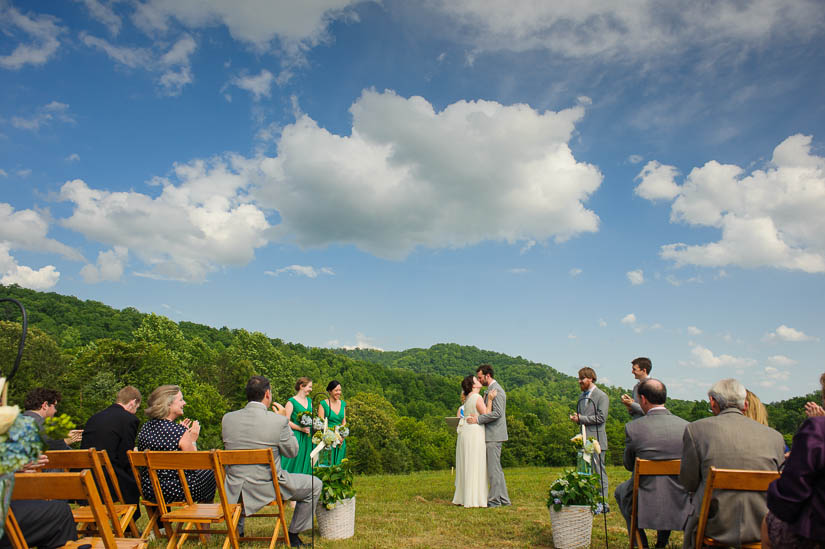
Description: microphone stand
577,396,609,549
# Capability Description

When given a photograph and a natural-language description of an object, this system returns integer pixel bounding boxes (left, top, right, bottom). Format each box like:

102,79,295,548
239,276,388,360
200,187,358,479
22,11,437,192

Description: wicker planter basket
316,496,355,540
548,505,592,549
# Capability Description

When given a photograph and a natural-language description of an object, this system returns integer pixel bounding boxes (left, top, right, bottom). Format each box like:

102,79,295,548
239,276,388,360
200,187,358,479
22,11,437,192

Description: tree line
1,285,817,474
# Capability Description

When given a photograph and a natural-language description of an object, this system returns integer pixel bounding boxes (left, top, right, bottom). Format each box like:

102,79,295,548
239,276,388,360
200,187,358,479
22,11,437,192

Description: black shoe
288,532,305,547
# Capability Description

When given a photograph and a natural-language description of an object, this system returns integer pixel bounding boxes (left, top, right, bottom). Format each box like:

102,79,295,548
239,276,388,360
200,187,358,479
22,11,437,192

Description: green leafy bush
313,458,356,509
546,469,601,512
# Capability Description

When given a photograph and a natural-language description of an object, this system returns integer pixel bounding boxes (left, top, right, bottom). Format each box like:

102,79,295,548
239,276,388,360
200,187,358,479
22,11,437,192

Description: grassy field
144,465,685,548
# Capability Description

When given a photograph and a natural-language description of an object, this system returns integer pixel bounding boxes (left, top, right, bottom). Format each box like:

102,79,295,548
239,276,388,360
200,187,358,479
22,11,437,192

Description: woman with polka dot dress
136,385,216,503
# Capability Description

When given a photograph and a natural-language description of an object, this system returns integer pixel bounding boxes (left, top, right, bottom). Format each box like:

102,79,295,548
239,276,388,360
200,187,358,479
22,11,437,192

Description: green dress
281,396,313,474
320,399,347,466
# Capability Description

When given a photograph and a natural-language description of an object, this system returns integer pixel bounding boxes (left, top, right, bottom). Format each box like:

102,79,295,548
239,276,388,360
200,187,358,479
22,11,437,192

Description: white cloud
11,101,75,131
626,269,644,285
77,0,122,35
256,89,602,259
340,332,383,351
628,154,643,164
66,153,80,162
690,343,756,369
430,2,823,62
80,246,128,283
767,355,797,367
567,333,576,339
665,273,703,286
634,161,681,201
687,326,702,336
80,33,196,96
763,324,818,342
0,5,64,69
0,169,7,177
621,313,636,325
569,267,582,277
763,366,791,381
644,135,825,273
598,318,607,327
265,265,335,278
508,268,528,275
0,243,60,290
15,169,31,178
0,203,83,260
58,156,270,282
519,240,536,254
229,69,275,101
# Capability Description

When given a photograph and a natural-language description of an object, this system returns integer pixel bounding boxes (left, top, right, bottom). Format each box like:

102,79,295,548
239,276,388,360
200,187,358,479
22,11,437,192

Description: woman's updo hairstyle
326,380,341,393
461,375,475,396
294,377,312,392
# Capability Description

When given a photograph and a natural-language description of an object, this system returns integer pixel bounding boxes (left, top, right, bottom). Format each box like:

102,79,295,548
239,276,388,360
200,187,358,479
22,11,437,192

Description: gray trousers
486,441,510,506
593,452,609,502
237,474,322,535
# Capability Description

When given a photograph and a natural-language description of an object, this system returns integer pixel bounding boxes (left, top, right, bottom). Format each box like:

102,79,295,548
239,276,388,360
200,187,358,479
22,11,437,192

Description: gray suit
577,385,609,495
614,407,689,539
476,380,510,506
221,401,322,534
679,408,785,549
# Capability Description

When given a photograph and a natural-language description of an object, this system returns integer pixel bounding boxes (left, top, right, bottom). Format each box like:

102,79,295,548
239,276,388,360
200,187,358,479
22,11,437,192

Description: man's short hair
476,364,494,378
246,376,271,402
708,378,747,411
116,386,141,405
632,357,652,374
578,367,597,382
24,387,61,411
639,379,666,405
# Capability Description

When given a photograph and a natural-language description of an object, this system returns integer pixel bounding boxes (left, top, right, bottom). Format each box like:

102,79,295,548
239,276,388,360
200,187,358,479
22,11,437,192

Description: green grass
143,466,685,548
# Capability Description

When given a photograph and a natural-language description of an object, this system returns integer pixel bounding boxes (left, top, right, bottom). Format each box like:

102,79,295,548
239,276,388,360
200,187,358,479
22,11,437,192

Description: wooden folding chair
217,449,291,549
10,471,146,549
128,450,166,541
695,467,781,549
144,450,241,549
3,505,26,549
95,450,141,536
45,449,139,538
628,458,682,549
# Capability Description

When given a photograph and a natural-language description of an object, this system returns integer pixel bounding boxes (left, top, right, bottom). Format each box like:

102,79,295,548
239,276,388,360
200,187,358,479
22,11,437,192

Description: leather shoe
288,532,305,547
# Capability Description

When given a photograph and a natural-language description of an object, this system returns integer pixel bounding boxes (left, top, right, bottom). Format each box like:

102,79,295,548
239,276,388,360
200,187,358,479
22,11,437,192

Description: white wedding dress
452,393,488,507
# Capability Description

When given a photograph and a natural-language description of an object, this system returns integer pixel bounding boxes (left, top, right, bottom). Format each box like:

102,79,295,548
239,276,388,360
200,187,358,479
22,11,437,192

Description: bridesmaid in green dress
281,377,314,474
318,380,347,465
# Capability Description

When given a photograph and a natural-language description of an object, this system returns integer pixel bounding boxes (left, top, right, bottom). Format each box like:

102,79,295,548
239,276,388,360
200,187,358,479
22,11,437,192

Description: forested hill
0,284,816,474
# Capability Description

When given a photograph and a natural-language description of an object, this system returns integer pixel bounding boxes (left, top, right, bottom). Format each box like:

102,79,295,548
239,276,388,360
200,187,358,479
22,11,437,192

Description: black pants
0,500,77,549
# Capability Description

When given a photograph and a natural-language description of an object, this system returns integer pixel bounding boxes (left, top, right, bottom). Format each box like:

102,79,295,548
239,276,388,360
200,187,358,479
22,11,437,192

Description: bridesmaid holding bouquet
318,380,347,465
281,377,314,474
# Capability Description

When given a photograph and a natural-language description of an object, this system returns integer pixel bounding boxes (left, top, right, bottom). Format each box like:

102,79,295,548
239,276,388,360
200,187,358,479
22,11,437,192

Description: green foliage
546,469,602,512
43,413,76,445
313,458,356,509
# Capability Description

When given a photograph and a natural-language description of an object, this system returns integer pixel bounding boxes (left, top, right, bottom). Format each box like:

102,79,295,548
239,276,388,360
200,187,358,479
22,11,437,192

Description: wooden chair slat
629,458,683,549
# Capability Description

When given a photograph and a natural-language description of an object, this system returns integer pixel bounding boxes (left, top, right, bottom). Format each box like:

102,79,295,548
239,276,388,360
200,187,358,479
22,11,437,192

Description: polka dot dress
136,419,216,503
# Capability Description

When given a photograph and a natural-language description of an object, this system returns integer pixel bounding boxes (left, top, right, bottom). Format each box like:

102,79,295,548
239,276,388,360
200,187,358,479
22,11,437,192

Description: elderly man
621,357,652,420
222,376,322,548
679,378,785,549
614,379,688,549
570,366,609,506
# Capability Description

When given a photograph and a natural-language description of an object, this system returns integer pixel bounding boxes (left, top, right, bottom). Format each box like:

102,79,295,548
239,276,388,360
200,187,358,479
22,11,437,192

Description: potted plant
546,469,601,549
313,457,356,539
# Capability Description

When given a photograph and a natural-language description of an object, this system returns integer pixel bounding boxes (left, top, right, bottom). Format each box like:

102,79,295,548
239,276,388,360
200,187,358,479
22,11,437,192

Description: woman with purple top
763,372,825,549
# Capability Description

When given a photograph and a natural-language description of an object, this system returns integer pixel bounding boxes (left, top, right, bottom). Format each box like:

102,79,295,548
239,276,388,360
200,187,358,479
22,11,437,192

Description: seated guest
0,455,77,549
22,387,82,450
679,378,785,549
222,376,322,548
136,385,215,503
614,379,689,549
744,389,770,425
763,372,825,549
81,386,142,512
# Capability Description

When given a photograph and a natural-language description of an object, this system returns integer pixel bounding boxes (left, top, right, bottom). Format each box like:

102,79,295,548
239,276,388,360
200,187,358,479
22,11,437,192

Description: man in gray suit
222,376,322,548
621,357,652,420
570,366,609,506
614,379,689,549
466,364,510,507
679,378,785,549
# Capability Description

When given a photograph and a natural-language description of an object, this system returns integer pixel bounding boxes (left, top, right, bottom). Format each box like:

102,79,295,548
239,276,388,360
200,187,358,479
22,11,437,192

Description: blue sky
2,0,824,402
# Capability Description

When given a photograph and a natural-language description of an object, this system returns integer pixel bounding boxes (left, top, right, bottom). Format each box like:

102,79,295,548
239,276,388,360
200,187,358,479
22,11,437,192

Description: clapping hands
804,401,825,418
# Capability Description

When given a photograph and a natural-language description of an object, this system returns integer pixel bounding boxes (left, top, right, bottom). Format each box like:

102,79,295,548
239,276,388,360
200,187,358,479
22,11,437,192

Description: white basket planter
316,496,355,540
548,505,592,549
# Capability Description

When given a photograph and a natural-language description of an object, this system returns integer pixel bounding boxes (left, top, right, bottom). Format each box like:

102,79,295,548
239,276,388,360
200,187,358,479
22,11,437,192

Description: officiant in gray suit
466,363,511,507
570,366,610,502
222,376,322,548
614,379,689,549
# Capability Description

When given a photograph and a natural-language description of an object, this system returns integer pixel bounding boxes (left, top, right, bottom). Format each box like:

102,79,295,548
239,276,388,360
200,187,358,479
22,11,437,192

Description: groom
466,364,510,507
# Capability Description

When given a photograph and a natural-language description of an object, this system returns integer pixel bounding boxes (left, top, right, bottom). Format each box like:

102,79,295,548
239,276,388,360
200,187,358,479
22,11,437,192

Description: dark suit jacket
679,408,785,548
81,404,140,505
620,407,689,529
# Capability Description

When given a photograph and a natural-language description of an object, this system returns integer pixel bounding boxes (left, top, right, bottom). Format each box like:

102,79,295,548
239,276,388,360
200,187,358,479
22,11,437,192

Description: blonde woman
745,389,769,426
281,377,314,475
136,385,216,503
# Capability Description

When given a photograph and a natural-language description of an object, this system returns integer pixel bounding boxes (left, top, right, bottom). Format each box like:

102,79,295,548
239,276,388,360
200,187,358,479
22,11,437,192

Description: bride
453,374,496,508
